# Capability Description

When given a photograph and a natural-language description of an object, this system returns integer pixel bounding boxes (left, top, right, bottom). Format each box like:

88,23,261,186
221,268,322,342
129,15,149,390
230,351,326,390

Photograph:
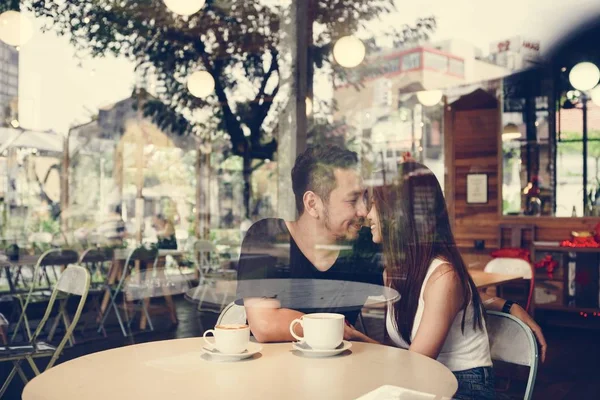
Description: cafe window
401,52,420,71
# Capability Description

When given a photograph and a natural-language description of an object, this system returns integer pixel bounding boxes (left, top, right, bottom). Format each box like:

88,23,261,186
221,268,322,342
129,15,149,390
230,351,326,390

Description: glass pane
448,58,465,77
502,142,523,215
557,141,583,216
423,51,448,73
402,52,421,71
501,96,551,215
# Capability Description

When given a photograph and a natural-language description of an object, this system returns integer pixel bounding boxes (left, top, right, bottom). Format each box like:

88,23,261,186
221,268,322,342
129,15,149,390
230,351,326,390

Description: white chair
484,258,535,311
487,311,539,400
216,302,247,326
0,265,90,398
11,249,80,343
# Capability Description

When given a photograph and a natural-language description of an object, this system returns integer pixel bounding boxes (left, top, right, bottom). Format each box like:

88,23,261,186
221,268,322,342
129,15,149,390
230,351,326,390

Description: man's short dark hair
291,145,359,215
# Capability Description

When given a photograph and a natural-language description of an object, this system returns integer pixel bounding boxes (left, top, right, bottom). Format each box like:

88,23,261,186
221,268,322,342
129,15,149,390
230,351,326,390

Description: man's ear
302,191,321,219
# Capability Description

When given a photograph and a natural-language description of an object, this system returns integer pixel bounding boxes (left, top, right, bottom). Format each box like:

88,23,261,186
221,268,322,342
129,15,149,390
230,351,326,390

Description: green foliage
5,0,414,160
4,1,436,217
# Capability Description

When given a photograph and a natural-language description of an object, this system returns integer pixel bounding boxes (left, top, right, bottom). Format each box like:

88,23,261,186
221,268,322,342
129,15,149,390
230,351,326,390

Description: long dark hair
373,161,484,344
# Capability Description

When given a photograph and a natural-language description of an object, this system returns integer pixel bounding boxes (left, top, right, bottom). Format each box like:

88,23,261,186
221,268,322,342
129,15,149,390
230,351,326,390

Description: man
236,145,379,343
237,145,547,362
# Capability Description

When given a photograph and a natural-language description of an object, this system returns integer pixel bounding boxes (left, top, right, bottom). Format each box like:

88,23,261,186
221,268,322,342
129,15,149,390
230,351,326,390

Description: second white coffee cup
203,324,250,354
289,313,344,350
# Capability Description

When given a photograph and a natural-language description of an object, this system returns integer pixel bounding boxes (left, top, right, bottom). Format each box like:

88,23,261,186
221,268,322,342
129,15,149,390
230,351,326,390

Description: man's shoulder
245,218,289,242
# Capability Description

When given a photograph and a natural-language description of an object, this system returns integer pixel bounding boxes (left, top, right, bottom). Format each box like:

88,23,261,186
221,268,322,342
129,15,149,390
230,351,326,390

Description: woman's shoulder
425,259,461,291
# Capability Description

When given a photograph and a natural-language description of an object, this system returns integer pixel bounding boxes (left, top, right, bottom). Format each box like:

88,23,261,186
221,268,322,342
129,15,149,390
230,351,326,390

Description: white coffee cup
289,313,344,350
203,324,250,354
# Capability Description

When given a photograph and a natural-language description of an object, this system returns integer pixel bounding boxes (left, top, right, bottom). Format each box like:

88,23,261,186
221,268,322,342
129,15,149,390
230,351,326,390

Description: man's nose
356,197,368,217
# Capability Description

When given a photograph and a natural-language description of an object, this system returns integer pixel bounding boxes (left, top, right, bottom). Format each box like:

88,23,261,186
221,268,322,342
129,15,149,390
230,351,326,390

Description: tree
3,0,435,217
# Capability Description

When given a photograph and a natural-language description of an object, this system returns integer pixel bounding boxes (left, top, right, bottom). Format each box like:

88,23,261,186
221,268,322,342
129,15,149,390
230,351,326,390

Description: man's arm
244,298,304,343
245,297,380,343
480,292,547,362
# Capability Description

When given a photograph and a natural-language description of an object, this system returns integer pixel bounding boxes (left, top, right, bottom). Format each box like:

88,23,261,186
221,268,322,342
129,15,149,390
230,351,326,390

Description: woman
153,213,177,250
366,162,495,399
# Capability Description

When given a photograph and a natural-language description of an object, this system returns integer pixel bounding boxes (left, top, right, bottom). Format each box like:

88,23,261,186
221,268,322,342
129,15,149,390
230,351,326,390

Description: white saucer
292,340,352,357
201,342,262,361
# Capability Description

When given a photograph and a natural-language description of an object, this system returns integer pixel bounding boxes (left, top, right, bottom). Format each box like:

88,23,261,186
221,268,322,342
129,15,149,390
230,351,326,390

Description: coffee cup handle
289,318,304,342
203,329,216,347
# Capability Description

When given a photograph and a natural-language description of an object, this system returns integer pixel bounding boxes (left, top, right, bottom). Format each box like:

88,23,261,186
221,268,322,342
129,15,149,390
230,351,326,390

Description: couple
236,145,547,399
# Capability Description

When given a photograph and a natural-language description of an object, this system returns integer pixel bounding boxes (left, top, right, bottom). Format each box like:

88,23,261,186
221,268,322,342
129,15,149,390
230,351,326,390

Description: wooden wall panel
448,97,501,249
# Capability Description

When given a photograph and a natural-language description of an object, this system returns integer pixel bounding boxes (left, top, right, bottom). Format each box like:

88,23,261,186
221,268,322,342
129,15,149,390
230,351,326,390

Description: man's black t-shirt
236,218,384,324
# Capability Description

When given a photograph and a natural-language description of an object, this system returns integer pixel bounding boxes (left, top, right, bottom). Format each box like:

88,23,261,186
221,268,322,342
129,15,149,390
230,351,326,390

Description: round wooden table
23,338,457,399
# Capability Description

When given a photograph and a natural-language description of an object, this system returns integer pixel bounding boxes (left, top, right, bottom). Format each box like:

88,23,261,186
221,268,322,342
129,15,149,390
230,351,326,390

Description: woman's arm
479,292,547,362
408,264,463,359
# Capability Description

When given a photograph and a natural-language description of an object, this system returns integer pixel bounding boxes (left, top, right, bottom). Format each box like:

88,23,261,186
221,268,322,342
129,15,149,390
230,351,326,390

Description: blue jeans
452,366,496,399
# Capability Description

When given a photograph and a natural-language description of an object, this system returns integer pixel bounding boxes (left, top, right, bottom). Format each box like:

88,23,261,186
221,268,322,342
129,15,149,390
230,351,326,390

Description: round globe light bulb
0,11,34,47
187,71,215,98
569,62,600,91
416,90,443,107
163,0,205,16
333,36,366,69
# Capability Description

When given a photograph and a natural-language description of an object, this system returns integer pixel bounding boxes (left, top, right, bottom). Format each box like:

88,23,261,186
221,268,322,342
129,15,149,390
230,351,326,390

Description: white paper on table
355,385,451,400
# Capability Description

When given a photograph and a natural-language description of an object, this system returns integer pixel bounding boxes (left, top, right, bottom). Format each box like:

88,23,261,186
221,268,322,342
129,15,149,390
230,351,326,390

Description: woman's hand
344,322,380,344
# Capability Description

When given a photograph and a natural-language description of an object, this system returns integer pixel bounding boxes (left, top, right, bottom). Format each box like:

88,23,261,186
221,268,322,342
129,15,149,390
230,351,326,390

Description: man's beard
323,205,364,242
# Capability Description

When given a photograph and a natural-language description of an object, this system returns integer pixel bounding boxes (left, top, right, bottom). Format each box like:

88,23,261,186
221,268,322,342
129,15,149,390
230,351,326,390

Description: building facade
0,41,18,127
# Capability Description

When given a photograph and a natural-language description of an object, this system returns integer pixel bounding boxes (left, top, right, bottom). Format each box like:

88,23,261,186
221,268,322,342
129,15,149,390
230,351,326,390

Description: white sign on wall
466,173,488,204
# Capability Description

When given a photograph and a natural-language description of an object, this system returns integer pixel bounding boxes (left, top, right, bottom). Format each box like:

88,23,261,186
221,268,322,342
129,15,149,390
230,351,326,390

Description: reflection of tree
5,1,434,217
502,145,521,214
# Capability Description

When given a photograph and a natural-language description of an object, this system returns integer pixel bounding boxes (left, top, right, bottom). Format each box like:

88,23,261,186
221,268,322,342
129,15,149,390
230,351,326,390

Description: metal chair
10,249,79,343
484,258,535,312
79,248,113,289
0,313,7,345
77,248,114,335
193,239,221,280
216,302,247,326
97,246,158,337
187,239,234,313
0,265,90,398
486,311,539,400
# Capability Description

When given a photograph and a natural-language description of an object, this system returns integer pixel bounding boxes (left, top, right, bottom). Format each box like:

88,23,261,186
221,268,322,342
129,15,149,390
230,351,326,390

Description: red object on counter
560,236,600,248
